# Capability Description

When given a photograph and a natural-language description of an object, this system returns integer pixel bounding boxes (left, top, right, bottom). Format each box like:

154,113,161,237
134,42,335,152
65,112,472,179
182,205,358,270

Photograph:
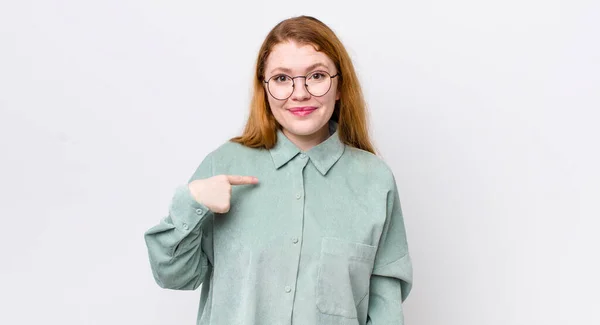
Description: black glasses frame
263,71,340,101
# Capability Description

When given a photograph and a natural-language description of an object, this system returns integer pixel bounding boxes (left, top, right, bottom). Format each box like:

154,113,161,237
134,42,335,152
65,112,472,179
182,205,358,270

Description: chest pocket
315,237,378,319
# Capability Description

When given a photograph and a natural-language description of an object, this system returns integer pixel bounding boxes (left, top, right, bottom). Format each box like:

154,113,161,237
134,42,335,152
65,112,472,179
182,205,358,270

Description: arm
366,178,413,324
143,153,215,290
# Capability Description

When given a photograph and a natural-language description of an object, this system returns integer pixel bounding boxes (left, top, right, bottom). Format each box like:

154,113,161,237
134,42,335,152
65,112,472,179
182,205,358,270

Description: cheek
263,85,279,111
267,98,286,116
316,92,338,109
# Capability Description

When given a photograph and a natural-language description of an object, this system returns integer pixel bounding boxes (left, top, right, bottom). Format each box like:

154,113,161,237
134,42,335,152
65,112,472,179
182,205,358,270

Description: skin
189,175,258,213
264,40,341,152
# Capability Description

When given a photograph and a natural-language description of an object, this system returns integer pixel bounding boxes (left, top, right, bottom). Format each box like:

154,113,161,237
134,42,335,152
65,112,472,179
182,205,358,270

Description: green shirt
144,120,413,325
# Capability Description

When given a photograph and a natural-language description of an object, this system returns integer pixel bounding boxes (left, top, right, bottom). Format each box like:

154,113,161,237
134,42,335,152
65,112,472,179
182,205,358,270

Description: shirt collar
269,120,345,176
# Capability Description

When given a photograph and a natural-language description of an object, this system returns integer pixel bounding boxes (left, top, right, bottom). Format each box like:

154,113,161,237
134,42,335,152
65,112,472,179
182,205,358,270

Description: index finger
226,175,259,186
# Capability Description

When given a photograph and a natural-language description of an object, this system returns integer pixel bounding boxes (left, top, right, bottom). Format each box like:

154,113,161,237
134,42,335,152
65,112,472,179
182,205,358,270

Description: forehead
265,41,334,73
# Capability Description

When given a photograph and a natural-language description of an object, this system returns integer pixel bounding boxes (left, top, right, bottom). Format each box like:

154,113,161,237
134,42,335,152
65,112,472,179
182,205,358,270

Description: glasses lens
306,72,332,97
268,75,294,100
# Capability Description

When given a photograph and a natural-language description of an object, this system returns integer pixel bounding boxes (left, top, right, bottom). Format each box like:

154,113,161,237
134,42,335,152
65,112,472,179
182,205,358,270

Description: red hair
230,16,376,155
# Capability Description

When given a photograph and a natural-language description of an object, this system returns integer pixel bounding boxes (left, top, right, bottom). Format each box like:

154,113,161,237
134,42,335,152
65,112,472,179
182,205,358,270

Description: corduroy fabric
144,120,413,325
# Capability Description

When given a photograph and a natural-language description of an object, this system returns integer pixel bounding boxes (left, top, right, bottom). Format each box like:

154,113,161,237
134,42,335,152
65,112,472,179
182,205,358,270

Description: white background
1,0,599,324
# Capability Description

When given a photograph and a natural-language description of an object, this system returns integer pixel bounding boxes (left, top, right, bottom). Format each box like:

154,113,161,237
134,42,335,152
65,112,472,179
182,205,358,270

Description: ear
336,89,341,101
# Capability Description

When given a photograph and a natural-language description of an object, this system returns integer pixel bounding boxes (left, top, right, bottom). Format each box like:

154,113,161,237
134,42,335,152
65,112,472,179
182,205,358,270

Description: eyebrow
269,62,330,75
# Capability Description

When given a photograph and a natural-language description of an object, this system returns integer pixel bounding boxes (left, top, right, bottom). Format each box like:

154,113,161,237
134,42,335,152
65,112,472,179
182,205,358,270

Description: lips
288,106,318,117
289,106,318,112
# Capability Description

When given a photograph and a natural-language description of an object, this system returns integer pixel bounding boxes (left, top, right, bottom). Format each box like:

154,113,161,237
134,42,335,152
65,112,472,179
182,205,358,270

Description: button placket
293,158,307,247
286,156,308,307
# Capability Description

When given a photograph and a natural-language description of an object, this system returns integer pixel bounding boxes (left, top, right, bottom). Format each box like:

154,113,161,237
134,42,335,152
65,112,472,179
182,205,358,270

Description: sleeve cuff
169,184,213,232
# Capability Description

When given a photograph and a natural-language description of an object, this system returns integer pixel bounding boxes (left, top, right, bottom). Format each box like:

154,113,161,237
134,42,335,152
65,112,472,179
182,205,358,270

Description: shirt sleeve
366,176,413,324
143,152,215,290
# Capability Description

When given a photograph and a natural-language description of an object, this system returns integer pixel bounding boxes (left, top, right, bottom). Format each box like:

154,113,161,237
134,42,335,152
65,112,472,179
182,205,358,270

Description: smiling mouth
289,106,318,112
289,107,318,116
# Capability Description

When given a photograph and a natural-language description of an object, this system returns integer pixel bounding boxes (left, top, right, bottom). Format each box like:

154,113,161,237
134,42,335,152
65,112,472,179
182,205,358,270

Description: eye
310,72,327,80
273,75,289,83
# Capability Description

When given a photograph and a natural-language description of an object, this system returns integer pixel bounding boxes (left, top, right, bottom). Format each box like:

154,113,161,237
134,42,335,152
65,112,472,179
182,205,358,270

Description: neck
283,124,330,152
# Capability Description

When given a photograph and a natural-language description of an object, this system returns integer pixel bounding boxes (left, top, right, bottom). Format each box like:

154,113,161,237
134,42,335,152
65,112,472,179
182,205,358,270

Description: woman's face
264,41,340,140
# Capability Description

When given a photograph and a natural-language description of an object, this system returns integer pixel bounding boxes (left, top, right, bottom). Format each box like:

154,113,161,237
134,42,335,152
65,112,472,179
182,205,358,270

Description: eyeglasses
263,70,340,100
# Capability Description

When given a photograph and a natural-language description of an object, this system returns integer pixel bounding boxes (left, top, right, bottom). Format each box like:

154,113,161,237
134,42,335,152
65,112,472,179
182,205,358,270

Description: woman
144,15,413,325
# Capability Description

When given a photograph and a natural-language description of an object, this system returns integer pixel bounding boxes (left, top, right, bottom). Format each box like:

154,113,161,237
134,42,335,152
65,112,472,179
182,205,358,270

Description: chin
288,128,318,137
283,121,327,137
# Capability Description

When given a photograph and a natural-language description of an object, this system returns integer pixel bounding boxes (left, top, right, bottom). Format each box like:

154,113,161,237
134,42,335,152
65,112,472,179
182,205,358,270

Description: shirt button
285,286,292,293
182,223,189,230
295,193,302,199
292,237,299,244
195,208,204,215
300,153,307,159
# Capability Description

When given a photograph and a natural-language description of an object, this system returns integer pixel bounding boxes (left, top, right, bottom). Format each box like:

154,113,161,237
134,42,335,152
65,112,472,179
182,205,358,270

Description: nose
290,78,311,101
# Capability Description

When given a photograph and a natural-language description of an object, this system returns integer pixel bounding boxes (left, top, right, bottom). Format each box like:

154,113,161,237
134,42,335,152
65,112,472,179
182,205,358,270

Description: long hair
230,16,376,155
